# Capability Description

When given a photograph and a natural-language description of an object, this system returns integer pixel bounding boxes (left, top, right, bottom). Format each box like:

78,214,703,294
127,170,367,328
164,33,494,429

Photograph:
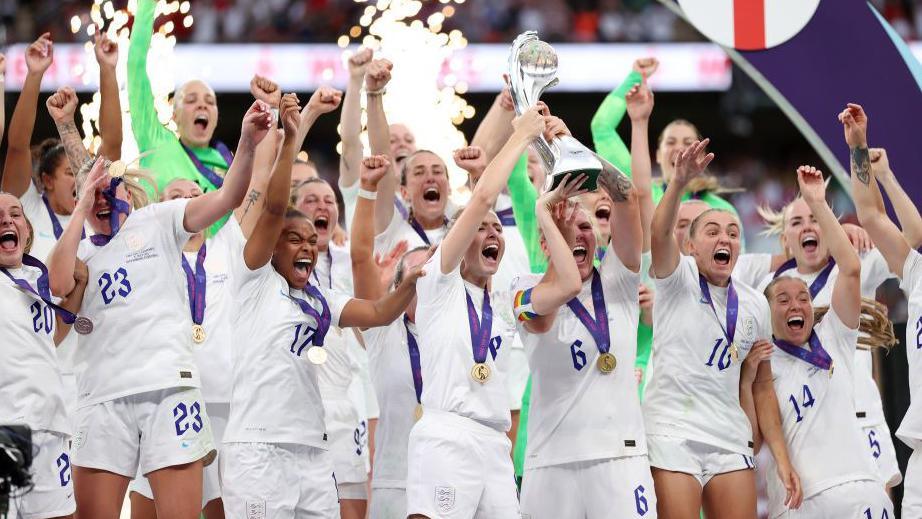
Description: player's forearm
877,172,922,248
351,189,383,300
1,72,42,195
47,209,87,297
471,95,514,162
753,380,788,462
54,118,92,177
650,182,682,276
339,76,364,188
98,64,122,160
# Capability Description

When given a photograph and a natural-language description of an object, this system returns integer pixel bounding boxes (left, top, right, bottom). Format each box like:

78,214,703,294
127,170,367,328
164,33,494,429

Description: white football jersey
515,250,645,470
415,246,511,431
74,199,198,407
0,265,69,434
20,182,89,263
643,255,771,455
311,242,353,295
374,210,446,255
898,249,922,449
224,250,350,447
765,310,879,517
188,218,244,404
753,250,894,428
732,253,773,289
363,318,419,489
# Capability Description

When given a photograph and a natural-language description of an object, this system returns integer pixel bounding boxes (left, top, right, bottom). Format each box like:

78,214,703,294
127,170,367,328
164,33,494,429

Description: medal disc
470,363,491,384
108,160,127,178
307,346,328,365
596,352,617,373
829,361,835,378
413,404,424,422
73,316,94,335
192,324,206,344
730,343,740,362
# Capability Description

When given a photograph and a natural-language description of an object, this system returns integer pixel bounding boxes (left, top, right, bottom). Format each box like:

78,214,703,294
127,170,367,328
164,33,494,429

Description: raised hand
365,59,393,92
348,47,374,81
77,158,109,214
306,86,343,115
541,173,588,210
399,247,434,285
360,154,391,189
93,30,118,69
375,239,409,289
838,103,868,149
542,115,571,142
279,93,301,136
632,57,659,78
46,87,79,123
626,76,654,122
795,165,826,206
842,223,873,254
240,100,274,149
639,284,654,326
672,138,714,188
453,146,488,176
26,33,53,74
512,106,547,141
869,147,895,184
498,86,514,112
250,74,282,107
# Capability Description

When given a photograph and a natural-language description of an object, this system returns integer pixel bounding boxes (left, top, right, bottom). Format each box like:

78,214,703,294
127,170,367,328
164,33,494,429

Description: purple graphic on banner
662,0,922,204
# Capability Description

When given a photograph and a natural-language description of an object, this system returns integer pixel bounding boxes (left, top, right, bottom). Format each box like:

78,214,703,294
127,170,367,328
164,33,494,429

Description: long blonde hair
75,158,157,210
814,299,897,351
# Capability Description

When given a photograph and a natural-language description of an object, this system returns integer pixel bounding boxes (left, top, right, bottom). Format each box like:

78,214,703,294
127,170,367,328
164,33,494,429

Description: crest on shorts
435,486,456,513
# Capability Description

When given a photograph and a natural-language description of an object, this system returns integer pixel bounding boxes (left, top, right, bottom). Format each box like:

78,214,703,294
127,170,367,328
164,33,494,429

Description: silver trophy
507,31,631,200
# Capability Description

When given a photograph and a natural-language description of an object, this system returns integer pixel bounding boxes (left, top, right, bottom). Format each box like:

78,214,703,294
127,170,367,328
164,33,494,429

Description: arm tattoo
55,120,92,174
851,146,871,186
598,166,634,202
242,189,262,218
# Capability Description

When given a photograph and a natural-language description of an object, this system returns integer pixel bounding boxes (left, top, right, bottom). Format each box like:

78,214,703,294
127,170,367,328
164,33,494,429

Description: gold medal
596,352,617,374
307,346,328,365
829,361,835,378
413,404,423,422
73,316,94,335
108,160,126,178
471,363,491,383
730,342,740,362
191,324,206,344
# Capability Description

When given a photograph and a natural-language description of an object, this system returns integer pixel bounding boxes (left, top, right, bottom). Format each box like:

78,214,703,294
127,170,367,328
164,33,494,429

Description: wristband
270,108,279,123
366,88,386,96
358,188,378,200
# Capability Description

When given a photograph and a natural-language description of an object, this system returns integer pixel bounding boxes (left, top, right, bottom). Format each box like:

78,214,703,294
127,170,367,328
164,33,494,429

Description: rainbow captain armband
514,288,540,322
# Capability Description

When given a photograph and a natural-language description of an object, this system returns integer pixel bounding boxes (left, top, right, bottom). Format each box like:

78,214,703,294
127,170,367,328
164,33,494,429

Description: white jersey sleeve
898,249,922,449
339,180,359,231
733,253,772,289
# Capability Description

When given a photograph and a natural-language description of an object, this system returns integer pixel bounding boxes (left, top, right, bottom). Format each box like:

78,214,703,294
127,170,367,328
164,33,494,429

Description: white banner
2,42,734,93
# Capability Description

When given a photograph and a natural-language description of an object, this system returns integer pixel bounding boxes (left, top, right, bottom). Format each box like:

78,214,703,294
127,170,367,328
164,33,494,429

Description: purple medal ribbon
407,214,448,246
565,269,611,354
310,248,334,289
496,206,516,227
181,244,207,327
41,194,85,240
1,254,77,324
773,332,833,372
395,198,409,220
403,315,424,404
180,140,234,189
287,285,332,346
773,258,836,299
464,287,493,365
595,246,607,263
698,274,739,347
89,177,132,246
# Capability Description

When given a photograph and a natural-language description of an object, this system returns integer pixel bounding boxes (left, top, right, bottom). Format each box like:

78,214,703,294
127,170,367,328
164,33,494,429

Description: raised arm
518,178,586,334
339,48,372,189
470,87,515,162
233,74,281,234
625,75,654,253
183,101,272,234
94,31,122,160
840,104,915,277
872,149,922,249
48,159,109,297
351,155,392,300
364,59,398,233
294,86,341,153
798,165,861,327
47,88,91,175
243,94,300,270
0,55,6,142
54,260,88,345
650,139,714,278
340,260,427,328
439,106,545,274
127,0,173,150
590,58,657,174
1,34,53,197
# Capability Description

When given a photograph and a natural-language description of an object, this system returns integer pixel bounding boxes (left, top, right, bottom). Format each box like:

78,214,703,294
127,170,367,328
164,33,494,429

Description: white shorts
862,423,902,487
774,479,893,518
71,387,216,477
368,487,406,519
129,402,229,505
406,410,519,519
221,442,338,519
520,456,657,519
337,481,368,500
647,434,753,487
324,396,368,485
503,346,529,411
903,448,922,518
8,430,76,519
